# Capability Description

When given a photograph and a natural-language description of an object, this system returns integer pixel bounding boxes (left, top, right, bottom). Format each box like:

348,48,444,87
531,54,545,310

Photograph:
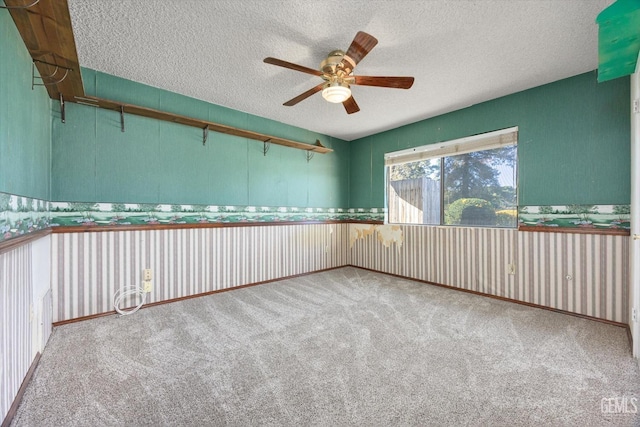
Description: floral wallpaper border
1,192,631,245
48,202,385,228
519,204,630,230
0,192,51,243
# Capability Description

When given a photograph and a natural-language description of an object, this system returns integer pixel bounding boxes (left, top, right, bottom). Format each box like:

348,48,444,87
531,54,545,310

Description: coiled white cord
113,285,147,316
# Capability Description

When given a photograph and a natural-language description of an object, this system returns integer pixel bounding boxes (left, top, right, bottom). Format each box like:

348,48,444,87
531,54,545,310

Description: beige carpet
11,267,640,426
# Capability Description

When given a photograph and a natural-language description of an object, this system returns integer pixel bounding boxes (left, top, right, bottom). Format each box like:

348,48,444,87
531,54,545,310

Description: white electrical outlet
143,281,152,293
633,308,638,322
143,269,152,280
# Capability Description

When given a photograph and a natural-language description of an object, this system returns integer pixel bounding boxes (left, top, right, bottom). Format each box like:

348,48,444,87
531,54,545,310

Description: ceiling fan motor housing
320,50,355,80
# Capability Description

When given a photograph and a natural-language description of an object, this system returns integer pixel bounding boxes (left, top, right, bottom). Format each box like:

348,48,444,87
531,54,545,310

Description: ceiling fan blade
353,76,415,89
343,96,360,114
283,83,324,106
264,57,323,76
344,31,378,66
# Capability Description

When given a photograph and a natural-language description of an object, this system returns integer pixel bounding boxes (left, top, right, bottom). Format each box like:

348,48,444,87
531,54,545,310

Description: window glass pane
443,145,517,227
388,158,441,224
385,128,518,228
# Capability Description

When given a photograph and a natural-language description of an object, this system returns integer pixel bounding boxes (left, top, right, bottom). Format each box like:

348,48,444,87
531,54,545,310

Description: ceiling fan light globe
322,83,351,103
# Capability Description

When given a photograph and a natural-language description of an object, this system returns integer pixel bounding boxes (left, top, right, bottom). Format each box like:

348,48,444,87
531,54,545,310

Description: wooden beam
5,0,84,98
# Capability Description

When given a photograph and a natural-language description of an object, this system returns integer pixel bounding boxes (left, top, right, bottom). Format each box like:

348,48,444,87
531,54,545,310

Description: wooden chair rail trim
1,222,629,254
0,229,52,255
518,225,630,236
49,220,383,234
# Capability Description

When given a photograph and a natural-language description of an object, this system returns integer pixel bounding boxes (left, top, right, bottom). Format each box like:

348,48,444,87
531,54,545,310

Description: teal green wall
349,71,630,208
0,10,51,199
0,9,633,213
52,69,350,207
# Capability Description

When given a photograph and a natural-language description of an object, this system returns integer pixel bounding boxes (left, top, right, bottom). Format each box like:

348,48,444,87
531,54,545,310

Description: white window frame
384,126,518,225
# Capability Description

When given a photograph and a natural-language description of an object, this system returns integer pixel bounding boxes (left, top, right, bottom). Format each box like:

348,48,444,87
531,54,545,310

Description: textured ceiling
67,0,613,141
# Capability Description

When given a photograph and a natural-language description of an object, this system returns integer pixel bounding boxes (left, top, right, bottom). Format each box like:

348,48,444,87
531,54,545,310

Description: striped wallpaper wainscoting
518,231,628,324
349,225,629,324
52,224,349,322
0,244,32,423
52,223,629,324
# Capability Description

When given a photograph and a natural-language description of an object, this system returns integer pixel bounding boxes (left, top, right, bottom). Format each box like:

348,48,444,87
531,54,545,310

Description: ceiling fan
264,31,415,114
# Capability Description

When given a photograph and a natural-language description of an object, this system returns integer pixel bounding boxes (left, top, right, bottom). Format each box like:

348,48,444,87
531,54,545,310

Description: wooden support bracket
59,93,65,123
203,127,209,146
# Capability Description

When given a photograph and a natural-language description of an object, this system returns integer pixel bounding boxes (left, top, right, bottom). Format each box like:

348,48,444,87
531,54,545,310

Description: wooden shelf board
72,96,333,154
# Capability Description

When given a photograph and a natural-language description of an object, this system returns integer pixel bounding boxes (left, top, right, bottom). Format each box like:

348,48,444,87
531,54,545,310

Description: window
385,127,518,228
